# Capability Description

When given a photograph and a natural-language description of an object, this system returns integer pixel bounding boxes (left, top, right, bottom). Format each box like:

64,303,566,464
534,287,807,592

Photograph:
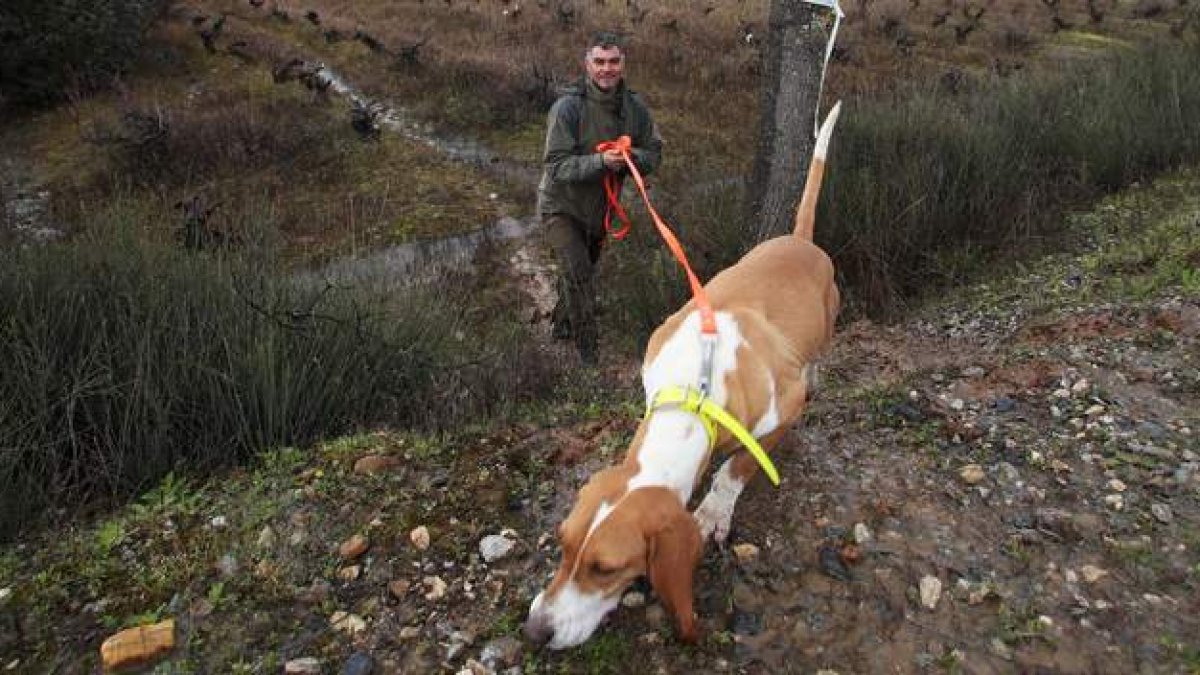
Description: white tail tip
814,101,842,160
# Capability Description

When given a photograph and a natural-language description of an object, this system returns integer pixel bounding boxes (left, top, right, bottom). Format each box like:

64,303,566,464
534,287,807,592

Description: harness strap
647,386,781,487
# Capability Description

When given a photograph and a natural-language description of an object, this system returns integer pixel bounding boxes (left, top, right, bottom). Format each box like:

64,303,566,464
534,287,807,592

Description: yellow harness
645,385,781,487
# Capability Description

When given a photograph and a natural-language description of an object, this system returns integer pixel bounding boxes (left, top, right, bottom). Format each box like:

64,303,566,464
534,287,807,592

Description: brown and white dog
524,104,843,649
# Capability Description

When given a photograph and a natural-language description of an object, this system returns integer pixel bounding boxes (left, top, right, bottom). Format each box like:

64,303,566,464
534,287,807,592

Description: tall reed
815,41,1200,312
0,205,546,539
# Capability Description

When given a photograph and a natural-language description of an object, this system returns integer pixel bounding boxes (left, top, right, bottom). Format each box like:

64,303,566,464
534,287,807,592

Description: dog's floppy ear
646,503,702,643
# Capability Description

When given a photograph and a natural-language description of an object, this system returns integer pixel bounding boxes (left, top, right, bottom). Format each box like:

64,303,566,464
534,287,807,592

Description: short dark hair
586,31,625,55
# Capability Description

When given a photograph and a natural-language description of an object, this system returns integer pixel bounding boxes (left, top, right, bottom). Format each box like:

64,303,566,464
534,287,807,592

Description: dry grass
165,0,1189,199
19,17,523,265
8,0,1191,301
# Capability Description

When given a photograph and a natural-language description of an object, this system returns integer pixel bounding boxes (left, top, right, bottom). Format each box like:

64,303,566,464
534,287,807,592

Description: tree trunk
747,0,835,243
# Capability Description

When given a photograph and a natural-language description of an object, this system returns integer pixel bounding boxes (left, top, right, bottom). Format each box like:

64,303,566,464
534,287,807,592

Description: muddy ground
1,211,1197,673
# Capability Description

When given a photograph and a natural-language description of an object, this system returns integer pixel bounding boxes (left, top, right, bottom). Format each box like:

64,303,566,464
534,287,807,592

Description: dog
524,103,843,649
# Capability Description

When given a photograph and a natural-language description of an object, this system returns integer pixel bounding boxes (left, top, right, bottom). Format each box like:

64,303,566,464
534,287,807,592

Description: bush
813,41,1200,312
599,41,1200,328
0,0,169,107
0,206,550,540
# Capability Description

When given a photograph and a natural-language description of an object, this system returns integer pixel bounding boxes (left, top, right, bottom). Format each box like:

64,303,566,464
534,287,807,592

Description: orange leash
596,136,717,336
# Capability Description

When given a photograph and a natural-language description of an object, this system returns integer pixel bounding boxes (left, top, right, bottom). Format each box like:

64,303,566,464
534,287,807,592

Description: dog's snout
523,614,554,647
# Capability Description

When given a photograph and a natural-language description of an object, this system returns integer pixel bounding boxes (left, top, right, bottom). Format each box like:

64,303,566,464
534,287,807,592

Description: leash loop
595,136,718,337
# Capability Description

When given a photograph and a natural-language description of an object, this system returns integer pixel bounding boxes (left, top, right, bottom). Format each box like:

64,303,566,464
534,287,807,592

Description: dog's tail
793,101,842,241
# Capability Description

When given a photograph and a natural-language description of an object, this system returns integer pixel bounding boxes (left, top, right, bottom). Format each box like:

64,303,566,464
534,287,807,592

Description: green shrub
0,205,550,539
597,41,1200,333
815,41,1200,312
0,0,168,107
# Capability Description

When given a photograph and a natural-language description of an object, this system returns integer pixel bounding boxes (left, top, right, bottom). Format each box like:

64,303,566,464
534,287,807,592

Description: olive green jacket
536,79,663,227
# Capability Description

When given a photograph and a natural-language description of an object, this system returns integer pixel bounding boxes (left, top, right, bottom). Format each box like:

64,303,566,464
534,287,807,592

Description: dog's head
524,467,701,649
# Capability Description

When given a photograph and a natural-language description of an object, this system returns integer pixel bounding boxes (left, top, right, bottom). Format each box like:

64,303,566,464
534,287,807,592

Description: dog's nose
523,614,554,647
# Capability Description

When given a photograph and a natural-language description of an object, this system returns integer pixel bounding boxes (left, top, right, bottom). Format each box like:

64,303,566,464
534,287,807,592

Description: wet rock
479,534,517,563
731,580,763,611
423,576,448,601
100,620,176,670
967,583,1000,606
446,630,475,662
1174,466,1194,485
1034,508,1102,541
889,403,924,423
354,454,400,475
644,604,666,629
388,579,411,600
330,611,367,635
990,637,1014,660
839,543,863,565
285,657,322,674
1151,503,1174,524
637,632,662,646
818,544,851,581
300,578,333,605
410,526,431,551
993,396,1017,413
339,534,370,560
256,526,277,550
1080,565,1108,583
732,543,760,565
820,523,848,540
217,553,238,578
458,659,493,675
480,636,523,669
996,462,1020,484
343,651,375,675
919,576,942,610
960,464,986,485
731,608,762,636
1137,421,1168,440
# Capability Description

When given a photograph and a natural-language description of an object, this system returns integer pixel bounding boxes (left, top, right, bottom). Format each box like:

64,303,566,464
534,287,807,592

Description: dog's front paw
693,499,733,545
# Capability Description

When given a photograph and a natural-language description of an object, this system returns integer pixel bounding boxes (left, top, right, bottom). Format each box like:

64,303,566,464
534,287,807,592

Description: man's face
585,45,624,92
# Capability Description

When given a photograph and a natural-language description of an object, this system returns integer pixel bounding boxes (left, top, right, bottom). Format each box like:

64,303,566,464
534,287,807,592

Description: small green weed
94,519,127,555
577,632,632,675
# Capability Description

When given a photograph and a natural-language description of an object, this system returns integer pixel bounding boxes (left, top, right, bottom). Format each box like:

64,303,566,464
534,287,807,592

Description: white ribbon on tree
806,0,844,138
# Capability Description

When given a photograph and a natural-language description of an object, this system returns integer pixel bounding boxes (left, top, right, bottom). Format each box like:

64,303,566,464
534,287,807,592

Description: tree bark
747,0,835,243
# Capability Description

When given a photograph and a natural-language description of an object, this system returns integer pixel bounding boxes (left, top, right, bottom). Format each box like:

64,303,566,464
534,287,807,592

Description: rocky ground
1,165,1197,673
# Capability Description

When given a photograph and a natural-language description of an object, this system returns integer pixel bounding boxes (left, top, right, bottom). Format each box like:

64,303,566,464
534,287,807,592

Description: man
538,31,663,365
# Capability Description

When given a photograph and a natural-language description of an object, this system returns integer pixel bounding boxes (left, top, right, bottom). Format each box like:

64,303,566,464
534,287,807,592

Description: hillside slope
1,169,1196,673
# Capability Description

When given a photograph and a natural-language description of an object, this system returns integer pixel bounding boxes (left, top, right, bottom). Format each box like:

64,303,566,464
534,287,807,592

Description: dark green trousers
544,212,604,361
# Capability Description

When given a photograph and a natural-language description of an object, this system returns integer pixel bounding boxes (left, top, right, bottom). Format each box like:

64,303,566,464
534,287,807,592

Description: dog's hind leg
693,429,787,544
